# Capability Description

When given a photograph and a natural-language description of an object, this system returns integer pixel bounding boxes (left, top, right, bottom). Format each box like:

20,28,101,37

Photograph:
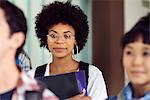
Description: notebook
36,70,87,99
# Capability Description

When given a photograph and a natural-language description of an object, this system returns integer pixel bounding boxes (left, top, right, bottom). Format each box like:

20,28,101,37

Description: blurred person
0,1,58,100
108,13,150,100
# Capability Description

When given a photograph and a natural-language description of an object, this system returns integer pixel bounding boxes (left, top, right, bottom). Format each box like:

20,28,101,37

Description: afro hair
35,1,89,54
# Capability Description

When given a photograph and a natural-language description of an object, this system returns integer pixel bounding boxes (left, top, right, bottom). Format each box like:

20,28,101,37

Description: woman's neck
50,55,79,75
132,82,150,98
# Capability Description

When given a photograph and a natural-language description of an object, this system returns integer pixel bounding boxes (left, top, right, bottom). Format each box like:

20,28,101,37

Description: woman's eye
50,34,57,38
64,35,71,39
143,51,150,57
125,51,132,55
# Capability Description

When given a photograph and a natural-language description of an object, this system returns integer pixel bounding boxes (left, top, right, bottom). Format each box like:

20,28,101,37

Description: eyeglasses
47,31,75,42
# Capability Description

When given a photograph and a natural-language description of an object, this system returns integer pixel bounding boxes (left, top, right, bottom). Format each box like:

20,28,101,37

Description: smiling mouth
131,71,145,76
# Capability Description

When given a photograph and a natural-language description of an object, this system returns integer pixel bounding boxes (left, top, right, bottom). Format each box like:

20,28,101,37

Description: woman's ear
74,40,77,45
10,32,25,49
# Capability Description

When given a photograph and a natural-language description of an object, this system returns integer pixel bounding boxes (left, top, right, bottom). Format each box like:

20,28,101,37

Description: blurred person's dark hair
0,0,27,57
121,13,150,50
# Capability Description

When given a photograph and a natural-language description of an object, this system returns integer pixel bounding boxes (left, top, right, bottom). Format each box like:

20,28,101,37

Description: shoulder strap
34,64,47,78
79,61,89,85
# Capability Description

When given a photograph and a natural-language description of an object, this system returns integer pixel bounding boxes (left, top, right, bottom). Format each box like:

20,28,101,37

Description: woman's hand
67,91,91,100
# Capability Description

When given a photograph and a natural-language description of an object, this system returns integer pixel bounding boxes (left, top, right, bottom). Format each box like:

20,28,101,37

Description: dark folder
36,70,87,99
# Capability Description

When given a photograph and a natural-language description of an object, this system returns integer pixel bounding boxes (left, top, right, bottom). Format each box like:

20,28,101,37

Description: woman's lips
53,48,67,52
131,70,145,76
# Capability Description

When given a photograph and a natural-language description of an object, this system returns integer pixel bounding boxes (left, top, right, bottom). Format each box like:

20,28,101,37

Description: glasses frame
46,32,75,42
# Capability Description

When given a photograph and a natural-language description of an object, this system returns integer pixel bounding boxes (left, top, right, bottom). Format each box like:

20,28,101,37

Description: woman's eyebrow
63,31,73,34
142,46,150,50
49,30,58,34
125,45,133,49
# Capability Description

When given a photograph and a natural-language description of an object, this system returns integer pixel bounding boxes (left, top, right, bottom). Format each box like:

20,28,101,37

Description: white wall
124,0,149,33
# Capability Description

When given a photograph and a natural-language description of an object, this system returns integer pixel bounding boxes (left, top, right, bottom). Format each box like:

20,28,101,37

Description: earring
73,45,78,60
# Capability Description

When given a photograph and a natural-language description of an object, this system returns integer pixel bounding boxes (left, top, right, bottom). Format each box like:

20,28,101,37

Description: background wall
124,0,149,33
9,0,92,68
92,0,124,96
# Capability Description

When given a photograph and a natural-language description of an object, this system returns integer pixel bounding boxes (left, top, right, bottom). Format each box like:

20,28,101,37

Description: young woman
28,1,107,100
108,13,150,100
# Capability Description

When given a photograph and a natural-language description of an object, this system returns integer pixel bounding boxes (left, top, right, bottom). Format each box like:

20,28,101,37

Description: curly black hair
35,1,89,54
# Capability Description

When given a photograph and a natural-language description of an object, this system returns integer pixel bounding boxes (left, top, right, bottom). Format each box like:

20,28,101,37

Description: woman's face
47,23,76,59
123,38,150,85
